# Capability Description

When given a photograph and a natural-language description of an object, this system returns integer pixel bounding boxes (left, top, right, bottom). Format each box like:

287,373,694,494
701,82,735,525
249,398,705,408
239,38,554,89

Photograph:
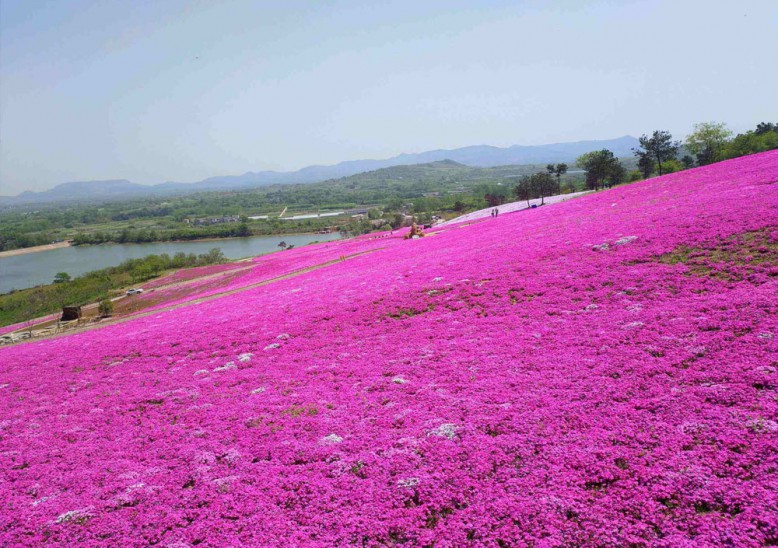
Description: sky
1,0,776,194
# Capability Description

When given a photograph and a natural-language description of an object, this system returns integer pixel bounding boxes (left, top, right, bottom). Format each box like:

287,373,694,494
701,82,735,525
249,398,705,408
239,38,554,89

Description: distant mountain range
1,135,638,205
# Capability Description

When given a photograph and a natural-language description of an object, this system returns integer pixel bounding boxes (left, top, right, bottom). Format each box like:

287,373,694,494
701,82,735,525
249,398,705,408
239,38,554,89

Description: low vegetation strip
0,152,776,546
0,249,227,328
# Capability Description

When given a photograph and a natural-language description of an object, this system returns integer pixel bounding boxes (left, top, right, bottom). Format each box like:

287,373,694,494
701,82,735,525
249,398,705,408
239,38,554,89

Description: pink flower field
142,262,250,290
1,152,777,546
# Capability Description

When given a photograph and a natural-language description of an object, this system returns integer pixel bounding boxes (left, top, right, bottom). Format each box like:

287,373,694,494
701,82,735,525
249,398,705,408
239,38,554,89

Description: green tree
633,130,679,175
577,150,623,190
529,172,556,205
484,193,502,207
606,162,627,188
685,122,733,165
659,159,684,174
199,248,226,265
236,222,251,237
755,122,777,135
722,123,778,159
514,176,532,207
637,154,655,179
53,272,71,284
554,163,568,194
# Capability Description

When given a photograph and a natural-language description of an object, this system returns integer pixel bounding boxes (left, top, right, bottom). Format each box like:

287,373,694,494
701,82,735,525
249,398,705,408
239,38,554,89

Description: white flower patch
392,376,408,384
614,236,637,246
251,387,267,395
623,321,644,329
264,343,280,351
397,477,419,488
238,353,253,363
428,423,458,439
213,362,236,373
193,369,209,376
276,333,291,340
321,433,343,444
32,495,56,507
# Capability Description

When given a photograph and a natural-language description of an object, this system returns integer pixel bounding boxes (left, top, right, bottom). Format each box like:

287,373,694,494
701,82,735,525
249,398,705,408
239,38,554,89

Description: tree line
71,223,252,246
577,121,777,192
487,121,778,207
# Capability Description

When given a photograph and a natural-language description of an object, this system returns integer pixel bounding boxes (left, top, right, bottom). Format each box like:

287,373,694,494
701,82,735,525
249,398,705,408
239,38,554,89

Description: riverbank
0,240,71,258
0,231,343,294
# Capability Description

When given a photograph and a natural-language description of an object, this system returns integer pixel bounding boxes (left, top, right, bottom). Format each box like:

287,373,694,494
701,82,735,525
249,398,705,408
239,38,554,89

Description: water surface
0,233,341,294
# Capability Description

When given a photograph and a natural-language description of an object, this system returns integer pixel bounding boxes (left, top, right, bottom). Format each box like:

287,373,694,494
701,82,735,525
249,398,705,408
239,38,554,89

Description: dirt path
141,264,255,293
4,248,382,346
0,241,71,258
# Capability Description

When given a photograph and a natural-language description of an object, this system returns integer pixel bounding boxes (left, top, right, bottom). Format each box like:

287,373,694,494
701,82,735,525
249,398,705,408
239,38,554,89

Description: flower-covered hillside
1,151,777,546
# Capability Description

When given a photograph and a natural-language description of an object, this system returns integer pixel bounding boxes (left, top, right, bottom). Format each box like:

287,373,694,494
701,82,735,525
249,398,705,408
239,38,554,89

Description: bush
98,298,113,317
53,272,71,284
659,159,684,174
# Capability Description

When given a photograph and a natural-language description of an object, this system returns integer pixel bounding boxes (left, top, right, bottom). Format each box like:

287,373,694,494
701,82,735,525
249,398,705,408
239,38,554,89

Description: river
0,232,342,294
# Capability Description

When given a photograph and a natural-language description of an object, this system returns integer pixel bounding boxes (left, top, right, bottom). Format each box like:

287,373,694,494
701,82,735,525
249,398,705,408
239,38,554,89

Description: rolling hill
1,151,776,545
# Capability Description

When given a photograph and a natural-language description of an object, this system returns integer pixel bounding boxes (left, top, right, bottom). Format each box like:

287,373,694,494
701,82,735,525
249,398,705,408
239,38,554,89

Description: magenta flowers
1,151,777,546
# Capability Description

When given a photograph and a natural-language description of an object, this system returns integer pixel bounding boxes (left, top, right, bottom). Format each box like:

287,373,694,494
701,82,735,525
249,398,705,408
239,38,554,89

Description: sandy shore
0,241,71,258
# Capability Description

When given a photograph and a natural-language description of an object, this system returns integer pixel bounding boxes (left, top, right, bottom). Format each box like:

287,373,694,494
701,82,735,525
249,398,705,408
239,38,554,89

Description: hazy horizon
2,0,776,194
3,133,640,195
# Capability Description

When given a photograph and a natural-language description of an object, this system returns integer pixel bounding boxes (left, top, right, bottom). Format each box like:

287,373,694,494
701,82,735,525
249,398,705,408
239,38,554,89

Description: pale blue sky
1,0,776,193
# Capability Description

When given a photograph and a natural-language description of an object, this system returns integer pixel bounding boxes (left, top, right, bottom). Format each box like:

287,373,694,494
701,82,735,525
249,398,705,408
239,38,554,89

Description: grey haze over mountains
1,136,639,205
